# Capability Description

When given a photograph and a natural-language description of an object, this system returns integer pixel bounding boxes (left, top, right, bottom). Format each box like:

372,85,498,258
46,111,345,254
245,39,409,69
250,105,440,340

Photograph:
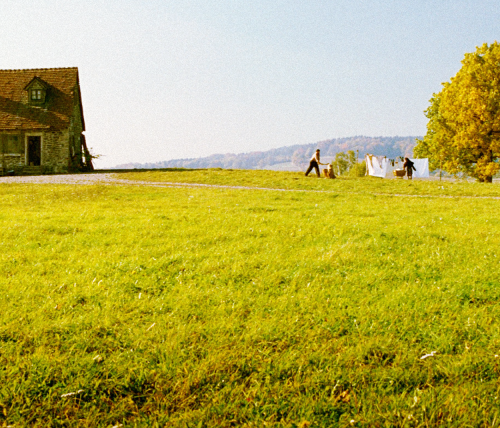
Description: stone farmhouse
0,67,93,175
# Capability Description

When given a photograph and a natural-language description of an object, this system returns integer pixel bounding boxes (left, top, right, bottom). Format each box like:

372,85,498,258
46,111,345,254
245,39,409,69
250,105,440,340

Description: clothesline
365,154,429,178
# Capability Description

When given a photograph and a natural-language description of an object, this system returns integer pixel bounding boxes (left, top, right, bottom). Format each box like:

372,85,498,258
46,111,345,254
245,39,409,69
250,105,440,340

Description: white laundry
410,158,430,178
365,154,389,178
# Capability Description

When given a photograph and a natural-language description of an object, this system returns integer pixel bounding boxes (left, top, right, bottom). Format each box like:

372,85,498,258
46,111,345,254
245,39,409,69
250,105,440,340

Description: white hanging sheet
410,158,429,178
365,154,389,178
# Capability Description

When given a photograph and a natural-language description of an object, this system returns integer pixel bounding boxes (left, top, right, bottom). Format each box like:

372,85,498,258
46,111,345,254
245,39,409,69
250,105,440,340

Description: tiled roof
0,67,81,131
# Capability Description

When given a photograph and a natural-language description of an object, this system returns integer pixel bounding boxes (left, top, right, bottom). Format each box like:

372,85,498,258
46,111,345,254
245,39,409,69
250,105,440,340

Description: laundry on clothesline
365,154,389,178
410,158,429,178
366,155,429,178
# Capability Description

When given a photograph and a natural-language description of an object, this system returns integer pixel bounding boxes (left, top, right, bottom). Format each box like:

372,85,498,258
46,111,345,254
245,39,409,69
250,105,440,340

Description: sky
0,0,499,168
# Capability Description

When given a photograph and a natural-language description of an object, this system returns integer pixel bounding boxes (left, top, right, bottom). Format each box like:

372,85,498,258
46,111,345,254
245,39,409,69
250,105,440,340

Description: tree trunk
478,176,493,183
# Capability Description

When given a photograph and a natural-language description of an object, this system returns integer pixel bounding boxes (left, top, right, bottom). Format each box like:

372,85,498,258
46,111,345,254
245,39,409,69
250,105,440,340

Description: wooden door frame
25,133,43,166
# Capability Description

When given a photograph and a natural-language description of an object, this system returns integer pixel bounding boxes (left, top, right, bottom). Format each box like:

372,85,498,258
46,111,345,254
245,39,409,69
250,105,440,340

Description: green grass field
119,168,500,197
1,170,500,427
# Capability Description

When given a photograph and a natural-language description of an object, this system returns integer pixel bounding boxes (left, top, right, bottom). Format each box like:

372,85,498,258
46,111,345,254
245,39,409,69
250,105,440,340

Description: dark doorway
27,136,41,166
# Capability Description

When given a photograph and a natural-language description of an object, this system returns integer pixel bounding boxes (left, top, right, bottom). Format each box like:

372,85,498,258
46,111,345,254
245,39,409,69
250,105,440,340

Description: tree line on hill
112,136,419,171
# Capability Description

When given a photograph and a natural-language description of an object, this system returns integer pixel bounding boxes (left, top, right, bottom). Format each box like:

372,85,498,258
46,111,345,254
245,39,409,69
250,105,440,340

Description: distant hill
112,136,420,171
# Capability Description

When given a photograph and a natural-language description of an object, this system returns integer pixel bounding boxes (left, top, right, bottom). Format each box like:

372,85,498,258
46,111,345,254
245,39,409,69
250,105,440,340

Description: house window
6,135,20,153
31,89,43,101
25,77,48,104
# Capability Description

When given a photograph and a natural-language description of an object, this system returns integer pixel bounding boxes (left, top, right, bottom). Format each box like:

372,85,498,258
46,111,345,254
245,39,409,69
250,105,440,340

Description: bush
331,151,365,177
349,161,366,177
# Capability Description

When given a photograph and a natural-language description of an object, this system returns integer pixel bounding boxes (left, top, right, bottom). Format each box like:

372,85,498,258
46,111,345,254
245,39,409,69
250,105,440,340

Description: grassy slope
118,168,500,197
0,171,500,427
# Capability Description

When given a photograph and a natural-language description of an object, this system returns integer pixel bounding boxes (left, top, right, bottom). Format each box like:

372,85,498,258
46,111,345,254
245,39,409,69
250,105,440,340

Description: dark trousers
305,160,320,177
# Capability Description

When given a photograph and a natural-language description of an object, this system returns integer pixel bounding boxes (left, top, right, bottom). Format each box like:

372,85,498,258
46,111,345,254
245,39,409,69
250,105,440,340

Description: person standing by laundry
403,157,416,180
305,149,325,177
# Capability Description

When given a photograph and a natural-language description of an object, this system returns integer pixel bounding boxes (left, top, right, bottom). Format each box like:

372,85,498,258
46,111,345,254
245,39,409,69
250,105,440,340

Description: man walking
305,149,325,177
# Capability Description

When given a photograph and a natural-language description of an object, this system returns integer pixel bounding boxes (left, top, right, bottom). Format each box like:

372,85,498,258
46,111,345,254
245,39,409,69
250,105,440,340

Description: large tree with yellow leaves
415,42,500,182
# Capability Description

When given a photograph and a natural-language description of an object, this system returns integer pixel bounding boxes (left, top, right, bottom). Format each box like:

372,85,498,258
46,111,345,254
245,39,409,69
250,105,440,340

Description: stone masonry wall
0,154,23,169
41,130,70,173
69,87,85,167
0,131,70,173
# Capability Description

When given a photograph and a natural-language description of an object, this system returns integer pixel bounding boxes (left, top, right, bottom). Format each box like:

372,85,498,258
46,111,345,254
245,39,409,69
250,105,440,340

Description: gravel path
0,173,298,192
1,172,500,200
0,173,121,186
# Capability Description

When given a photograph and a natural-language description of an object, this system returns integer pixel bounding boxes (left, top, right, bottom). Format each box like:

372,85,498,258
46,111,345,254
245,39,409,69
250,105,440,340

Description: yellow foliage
415,42,500,182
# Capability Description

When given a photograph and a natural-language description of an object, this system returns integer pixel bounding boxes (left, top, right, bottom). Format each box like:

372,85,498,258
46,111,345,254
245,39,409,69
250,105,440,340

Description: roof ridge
0,67,78,72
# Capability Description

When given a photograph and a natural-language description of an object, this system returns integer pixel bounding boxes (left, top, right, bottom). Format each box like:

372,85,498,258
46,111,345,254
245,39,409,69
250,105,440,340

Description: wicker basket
393,169,406,178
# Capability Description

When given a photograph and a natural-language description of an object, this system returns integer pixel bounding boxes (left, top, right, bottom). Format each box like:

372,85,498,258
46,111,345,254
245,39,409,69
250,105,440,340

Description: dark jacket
403,159,416,173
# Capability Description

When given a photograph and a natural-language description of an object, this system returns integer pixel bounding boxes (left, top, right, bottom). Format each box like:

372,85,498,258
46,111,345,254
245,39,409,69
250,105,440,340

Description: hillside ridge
112,135,420,171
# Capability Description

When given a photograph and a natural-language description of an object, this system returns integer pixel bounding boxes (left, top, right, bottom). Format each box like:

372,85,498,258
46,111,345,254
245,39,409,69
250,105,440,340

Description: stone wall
0,153,23,169
0,130,71,174
41,130,70,173
69,86,85,170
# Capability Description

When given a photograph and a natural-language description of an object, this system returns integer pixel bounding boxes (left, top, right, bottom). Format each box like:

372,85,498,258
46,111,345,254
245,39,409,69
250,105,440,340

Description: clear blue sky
1,0,498,167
